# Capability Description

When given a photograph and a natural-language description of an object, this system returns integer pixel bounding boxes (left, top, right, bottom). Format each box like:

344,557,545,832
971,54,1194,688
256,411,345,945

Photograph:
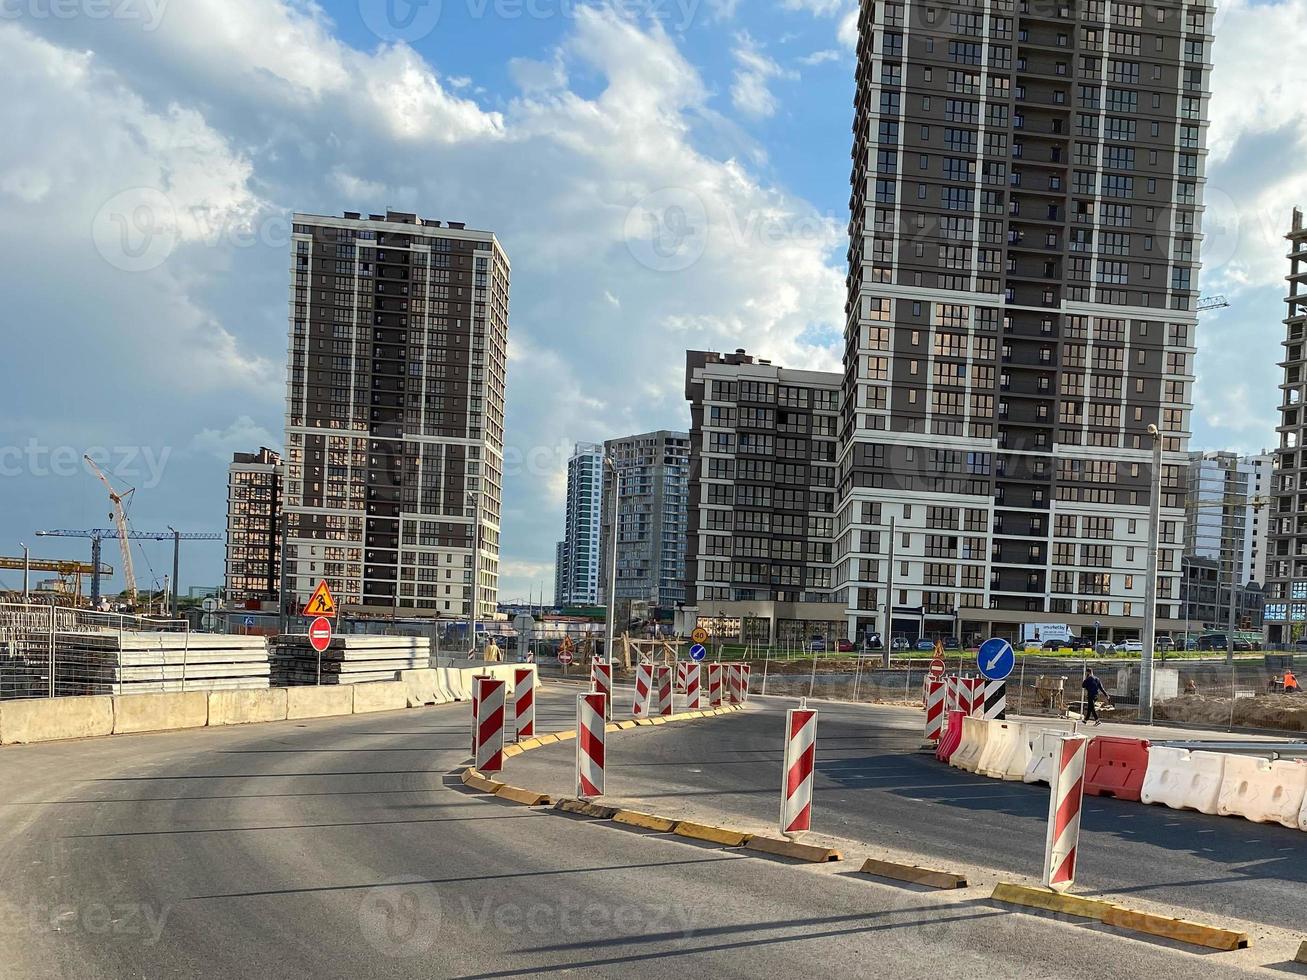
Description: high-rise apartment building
684,351,843,643
225,448,283,607
834,0,1209,642
285,211,510,619
1265,209,1307,640
556,443,604,606
599,431,690,612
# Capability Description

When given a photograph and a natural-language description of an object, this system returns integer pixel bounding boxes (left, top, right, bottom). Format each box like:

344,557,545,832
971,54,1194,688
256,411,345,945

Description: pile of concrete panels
270,634,431,685
51,631,271,695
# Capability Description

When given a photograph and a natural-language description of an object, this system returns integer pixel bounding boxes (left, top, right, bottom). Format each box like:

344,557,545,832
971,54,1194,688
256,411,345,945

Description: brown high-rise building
833,0,1209,643
285,211,510,619
225,448,282,606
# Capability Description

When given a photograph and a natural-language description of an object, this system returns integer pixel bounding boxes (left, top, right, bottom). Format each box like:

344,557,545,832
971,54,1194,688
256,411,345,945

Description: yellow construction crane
0,557,112,599
83,455,138,606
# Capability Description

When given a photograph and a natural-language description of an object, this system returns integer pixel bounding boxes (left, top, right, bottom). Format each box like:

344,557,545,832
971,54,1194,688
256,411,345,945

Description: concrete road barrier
1141,747,1227,814
351,681,408,714
286,686,355,720
398,669,448,708
1217,755,1307,827
208,689,288,727
0,695,115,744
113,691,208,735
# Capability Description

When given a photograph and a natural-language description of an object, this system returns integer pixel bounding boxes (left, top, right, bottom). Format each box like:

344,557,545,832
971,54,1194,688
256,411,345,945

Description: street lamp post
603,457,619,665
1140,424,1163,725
469,489,480,658
20,542,29,602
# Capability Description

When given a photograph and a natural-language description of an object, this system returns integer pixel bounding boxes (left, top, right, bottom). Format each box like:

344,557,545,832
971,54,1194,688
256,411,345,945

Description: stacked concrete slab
270,634,431,685
50,632,271,695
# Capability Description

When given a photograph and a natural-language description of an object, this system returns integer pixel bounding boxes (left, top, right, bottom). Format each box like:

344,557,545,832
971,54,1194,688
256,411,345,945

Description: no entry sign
309,616,333,653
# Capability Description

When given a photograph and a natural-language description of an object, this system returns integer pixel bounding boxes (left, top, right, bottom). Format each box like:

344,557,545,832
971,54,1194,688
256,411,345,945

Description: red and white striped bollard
591,661,613,720
708,663,723,706
513,667,535,741
576,692,606,799
686,663,703,709
654,665,673,717
923,677,946,742
632,663,653,717
474,676,506,773
780,704,818,835
1042,733,1088,892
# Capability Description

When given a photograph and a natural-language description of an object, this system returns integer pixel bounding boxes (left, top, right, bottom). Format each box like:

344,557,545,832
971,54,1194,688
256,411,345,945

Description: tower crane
35,529,222,608
83,455,139,605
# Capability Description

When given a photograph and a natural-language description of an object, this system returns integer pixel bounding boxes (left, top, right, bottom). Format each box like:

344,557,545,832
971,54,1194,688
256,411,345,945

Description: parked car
1119,639,1143,653
942,636,961,650
808,637,826,652
915,639,936,651
1041,638,1065,650
835,638,855,652
1156,635,1175,652
1094,641,1116,655
863,632,884,650
1196,633,1226,651
891,636,910,652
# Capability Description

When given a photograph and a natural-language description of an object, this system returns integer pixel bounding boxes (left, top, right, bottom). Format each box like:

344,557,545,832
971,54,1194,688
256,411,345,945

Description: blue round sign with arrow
689,643,707,662
977,637,1015,681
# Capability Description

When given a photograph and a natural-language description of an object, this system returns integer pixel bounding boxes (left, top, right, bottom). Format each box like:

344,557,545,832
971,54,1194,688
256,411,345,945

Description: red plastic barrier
1084,736,1150,801
936,710,965,763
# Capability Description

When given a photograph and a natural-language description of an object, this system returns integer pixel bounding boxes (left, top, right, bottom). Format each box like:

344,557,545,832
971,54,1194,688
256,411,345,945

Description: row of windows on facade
876,2,1211,33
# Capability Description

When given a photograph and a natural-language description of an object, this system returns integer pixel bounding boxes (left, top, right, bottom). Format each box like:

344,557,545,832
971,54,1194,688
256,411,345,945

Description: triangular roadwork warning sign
303,579,337,618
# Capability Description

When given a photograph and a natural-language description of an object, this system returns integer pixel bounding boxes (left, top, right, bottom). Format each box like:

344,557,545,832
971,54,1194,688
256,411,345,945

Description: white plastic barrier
1301,785,1307,833
950,717,989,773
978,721,1030,781
1023,729,1061,786
1217,756,1307,828
1140,747,1227,814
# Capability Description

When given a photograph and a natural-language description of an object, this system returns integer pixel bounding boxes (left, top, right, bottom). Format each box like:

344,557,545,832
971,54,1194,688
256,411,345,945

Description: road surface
0,687,1293,977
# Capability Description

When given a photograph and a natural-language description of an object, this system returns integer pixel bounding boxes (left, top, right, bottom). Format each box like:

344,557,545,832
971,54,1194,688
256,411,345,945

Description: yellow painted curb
990,883,1115,921
1295,941,1306,964
461,769,506,794
616,720,638,729
649,717,667,725
502,744,524,757
746,836,842,863
495,784,552,806
516,737,543,751
860,857,967,890
1101,906,1249,951
674,821,751,847
534,734,560,746
605,722,622,733
634,719,656,726
552,730,577,742
555,799,619,819
613,809,677,832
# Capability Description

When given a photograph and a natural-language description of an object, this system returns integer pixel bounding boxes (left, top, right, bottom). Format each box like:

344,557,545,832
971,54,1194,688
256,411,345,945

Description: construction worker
1082,668,1108,726
1284,668,1299,694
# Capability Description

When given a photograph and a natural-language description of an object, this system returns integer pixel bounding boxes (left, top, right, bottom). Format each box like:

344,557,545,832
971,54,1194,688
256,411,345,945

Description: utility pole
1140,424,1163,725
884,515,896,658
604,456,620,665
469,489,480,657
278,514,290,635
168,527,181,619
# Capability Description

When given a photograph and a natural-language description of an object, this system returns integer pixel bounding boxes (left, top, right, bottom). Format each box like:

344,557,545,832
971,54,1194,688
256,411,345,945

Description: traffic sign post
309,617,332,686
690,626,709,646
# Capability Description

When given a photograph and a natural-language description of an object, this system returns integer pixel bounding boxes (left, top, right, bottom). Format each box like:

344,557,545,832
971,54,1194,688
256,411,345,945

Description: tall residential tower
556,442,604,606
837,0,1209,642
285,211,510,619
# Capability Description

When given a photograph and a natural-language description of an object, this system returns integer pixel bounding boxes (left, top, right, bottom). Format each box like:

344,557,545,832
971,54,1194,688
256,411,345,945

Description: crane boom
83,456,138,605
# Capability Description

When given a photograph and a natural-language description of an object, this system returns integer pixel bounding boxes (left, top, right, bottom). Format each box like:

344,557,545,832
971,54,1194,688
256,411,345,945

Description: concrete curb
990,883,1118,921
461,769,506,794
859,857,967,889
613,809,677,832
674,820,751,847
554,799,619,820
1296,940,1307,964
745,836,843,863
494,784,552,806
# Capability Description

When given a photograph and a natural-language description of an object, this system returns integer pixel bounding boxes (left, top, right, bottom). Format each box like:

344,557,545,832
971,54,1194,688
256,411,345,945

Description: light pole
468,489,480,658
603,456,620,665
20,542,29,602
1140,424,1163,725
1180,555,1191,657
1089,620,1099,685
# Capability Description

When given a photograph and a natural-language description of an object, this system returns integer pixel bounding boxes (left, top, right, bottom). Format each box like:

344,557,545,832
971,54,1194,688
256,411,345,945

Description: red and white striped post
591,661,613,720
676,661,689,693
474,677,506,773
632,663,653,717
730,663,746,703
945,675,959,714
470,672,491,753
739,664,751,703
923,677,946,742
1041,733,1089,892
654,665,673,717
513,667,535,742
685,663,703,709
780,705,818,836
707,663,724,706
576,692,606,799
967,677,987,718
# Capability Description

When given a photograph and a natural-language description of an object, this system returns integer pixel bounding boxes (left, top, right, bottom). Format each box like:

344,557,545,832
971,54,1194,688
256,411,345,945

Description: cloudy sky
0,0,1298,601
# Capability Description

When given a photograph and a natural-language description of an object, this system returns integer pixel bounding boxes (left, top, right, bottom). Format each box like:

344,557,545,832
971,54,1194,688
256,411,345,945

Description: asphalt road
0,688,1291,978
510,688,1307,935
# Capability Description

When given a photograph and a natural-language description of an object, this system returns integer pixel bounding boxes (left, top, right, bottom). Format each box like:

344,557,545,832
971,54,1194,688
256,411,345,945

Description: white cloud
730,33,798,118
838,8,860,48
189,416,280,462
508,55,569,93
799,49,843,66
782,0,846,13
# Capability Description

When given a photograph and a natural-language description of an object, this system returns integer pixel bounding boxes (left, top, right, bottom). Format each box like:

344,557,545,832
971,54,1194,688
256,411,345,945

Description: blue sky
0,0,1300,601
